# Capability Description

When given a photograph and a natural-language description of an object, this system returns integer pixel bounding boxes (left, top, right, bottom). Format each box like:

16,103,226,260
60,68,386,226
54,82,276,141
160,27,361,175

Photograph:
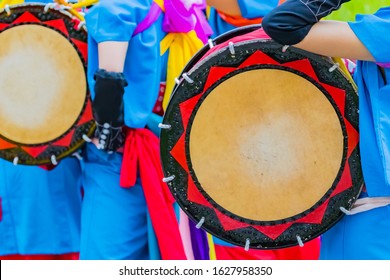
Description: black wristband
262,0,351,45
92,69,128,128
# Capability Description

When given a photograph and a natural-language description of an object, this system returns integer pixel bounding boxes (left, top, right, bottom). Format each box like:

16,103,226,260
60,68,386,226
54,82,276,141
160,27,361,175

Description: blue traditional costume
320,7,390,260
0,158,82,259
81,0,188,260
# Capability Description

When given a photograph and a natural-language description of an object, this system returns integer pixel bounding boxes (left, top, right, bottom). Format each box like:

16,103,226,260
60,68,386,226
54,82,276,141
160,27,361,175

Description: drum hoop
160,30,363,248
0,4,95,165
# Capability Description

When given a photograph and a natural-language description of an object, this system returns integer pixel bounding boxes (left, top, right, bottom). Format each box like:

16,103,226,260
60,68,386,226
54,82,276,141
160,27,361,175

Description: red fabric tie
120,128,187,260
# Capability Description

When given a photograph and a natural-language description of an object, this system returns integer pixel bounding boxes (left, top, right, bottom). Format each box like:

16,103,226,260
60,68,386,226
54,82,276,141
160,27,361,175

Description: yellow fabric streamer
160,30,204,110
0,0,23,9
154,0,165,11
207,233,217,260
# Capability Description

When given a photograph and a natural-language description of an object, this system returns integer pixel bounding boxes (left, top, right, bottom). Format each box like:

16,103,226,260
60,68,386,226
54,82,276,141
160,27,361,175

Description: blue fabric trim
237,0,279,19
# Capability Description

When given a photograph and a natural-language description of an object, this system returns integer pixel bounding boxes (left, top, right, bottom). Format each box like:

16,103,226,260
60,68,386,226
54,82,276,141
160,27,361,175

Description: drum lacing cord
51,155,58,166
244,239,251,251
208,39,215,49
174,73,194,85
76,21,86,31
174,77,181,85
44,2,71,13
328,63,340,73
44,3,74,21
82,134,92,143
296,235,304,247
182,73,194,84
72,152,83,161
158,123,172,130
196,217,205,229
162,175,175,183
12,155,59,166
339,197,390,215
228,42,236,57
3,5,11,16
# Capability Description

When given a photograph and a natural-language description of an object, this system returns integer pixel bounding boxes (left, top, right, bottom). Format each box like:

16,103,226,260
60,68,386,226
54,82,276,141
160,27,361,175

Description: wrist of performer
92,69,128,152
262,0,351,45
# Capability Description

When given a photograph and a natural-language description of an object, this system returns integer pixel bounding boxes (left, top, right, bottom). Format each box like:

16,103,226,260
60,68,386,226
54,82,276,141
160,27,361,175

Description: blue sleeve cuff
237,0,279,19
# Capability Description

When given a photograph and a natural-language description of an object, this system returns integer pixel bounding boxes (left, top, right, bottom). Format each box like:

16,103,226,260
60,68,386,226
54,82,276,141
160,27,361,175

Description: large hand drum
0,3,94,165
160,26,364,249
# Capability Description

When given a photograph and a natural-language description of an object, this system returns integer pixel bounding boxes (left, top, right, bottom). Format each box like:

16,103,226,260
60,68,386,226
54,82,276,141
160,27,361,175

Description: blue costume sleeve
237,0,279,19
85,0,160,128
348,7,390,64
349,8,390,195
86,0,141,42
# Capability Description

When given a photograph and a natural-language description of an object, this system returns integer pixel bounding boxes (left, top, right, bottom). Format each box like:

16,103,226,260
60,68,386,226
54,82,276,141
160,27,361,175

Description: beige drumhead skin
190,69,344,221
0,25,86,144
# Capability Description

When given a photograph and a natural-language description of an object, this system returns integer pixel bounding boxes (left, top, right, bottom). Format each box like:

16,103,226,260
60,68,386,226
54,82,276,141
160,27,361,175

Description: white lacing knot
162,175,175,183
196,217,205,229
158,123,171,129
329,63,340,72
208,39,215,49
72,152,83,161
4,4,11,16
82,134,92,142
282,45,290,53
51,155,58,166
244,238,250,251
76,20,86,31
228,41,235,56
182,73,194,84
296,235,304,247
174,77,181,85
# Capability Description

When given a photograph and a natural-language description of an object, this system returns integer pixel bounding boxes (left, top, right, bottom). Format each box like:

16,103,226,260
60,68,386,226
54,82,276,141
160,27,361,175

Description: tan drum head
190,69,343,221
0,24,86,144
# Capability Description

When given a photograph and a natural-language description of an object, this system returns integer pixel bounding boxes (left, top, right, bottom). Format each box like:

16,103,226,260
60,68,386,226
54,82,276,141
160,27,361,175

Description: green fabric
326,0,390,21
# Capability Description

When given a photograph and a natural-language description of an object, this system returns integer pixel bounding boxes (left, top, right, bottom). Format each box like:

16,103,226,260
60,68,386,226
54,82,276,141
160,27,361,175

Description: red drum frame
160,26,363,249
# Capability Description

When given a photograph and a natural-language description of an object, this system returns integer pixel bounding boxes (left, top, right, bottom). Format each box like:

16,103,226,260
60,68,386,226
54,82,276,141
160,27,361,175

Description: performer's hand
92,69,128,152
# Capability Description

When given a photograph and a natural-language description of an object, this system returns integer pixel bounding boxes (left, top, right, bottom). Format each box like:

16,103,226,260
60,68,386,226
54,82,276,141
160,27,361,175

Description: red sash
120,128,187,260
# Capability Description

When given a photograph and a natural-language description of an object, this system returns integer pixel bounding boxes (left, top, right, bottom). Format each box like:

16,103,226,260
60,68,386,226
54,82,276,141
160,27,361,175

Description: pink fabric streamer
163,0,212,43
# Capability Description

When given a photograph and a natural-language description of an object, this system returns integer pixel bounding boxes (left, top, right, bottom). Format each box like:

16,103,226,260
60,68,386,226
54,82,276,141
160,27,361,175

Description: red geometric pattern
169,49,359,241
